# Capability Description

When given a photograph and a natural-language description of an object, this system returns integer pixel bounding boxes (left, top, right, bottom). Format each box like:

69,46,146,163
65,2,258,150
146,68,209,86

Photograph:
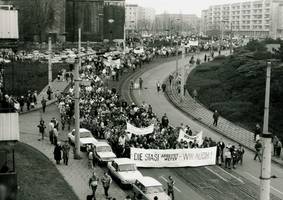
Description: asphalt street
127,53,283,200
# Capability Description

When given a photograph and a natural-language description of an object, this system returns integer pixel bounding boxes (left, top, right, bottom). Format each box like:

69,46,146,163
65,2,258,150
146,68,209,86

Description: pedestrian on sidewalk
41,97,47,113
62,140,70,165
53,142,62,165
161,83,166,92
53,127,59,146
213,110,219,126
224,146,232,169
101,172,112,198
254,140,262,162
276,140,282,158
193,89,198,102
88,147,94,169
169,74,174,86
37,119,46,141
19,96,25,112
47,86,53,100
49,120,55,144
156,81,161,93
139,77,143,90
272,135,279,156
167,176,175,200
254,123,261,142
89,172,99,199
237,144,245,165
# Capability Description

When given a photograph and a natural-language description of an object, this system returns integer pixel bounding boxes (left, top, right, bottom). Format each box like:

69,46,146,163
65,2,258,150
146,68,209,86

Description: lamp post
260,61,272,200
108,18,115,45
48,36,52,86
74,28,81,159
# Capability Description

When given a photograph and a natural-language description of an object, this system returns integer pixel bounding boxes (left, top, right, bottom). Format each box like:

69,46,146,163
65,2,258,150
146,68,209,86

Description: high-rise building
137,7,155,32
125,4,138,32
201,0,283,39
103,0,125,40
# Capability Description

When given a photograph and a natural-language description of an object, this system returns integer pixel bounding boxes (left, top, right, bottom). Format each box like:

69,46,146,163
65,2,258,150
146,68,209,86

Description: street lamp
108,18,115,44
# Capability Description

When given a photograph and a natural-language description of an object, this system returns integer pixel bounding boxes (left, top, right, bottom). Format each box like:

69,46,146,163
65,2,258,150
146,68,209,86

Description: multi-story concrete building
155,13,200,35
201,0,283,39
125,4,138,32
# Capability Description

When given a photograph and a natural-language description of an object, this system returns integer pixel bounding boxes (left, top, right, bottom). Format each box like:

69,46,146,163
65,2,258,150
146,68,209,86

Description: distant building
103,0,125,40
125,4,138,32
201,0,283,39
154,13,200,35
137,7,155,33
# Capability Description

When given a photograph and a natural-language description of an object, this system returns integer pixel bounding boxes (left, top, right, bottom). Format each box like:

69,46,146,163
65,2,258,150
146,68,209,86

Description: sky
126,0,251,16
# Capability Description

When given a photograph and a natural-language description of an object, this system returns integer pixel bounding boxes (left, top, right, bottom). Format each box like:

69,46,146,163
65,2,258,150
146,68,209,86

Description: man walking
62,140,70,165
89,172,99,200
213,110,220,126
167,176,175,200
101,172,112,198
139,77,143,90
47,86,53,100
37,119,46,141
254,140,262,162
41,97,47,113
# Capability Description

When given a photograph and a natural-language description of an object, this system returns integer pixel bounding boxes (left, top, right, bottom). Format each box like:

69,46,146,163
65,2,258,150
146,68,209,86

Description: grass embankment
187,52,283,138
16,143,78,200
4,62,68,96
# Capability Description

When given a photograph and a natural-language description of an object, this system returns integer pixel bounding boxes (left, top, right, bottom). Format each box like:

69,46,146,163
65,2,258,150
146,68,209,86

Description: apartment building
201,0,283,39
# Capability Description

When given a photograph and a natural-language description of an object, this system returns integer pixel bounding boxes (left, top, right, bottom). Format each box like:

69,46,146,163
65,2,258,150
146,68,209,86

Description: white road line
160,176,182,193
217,166,244,184
205,166,228,182
244,172,283,196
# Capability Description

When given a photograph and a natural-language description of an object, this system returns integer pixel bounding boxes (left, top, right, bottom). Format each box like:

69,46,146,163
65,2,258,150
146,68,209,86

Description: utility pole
230,22,233,54
123,23,126,53
181,47,186,98
48,36,52,86
260,61,272,200
74,28,81,159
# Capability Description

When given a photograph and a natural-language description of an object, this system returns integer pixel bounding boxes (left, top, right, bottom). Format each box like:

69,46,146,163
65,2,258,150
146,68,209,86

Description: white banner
126,123,154,136
178,130,203,146
130,147,217,168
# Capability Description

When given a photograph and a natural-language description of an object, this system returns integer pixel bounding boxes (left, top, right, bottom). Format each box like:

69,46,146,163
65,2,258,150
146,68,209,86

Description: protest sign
178,130,203,146
130,147,217,168
126,123,154,136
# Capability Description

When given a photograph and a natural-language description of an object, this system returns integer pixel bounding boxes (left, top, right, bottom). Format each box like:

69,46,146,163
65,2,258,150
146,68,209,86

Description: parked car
107,158,143,188
132,176,171,200
93,142,116,164
68,128,98,151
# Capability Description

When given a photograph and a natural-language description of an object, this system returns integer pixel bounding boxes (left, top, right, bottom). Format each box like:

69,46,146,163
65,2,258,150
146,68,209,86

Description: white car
133,177,171,200
93,142,116,164
68,128,97,151
107,158,143,188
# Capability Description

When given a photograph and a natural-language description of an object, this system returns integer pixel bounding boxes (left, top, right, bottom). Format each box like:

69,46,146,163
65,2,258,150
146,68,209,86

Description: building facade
154,13,200,35
65,0,104,42
125,4,138,32
201,0,283,39
103,0,125,40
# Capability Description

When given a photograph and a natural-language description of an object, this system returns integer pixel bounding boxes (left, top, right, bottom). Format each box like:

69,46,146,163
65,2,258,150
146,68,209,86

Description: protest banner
126,123,154,136
178,130,203,146
130,147,217,168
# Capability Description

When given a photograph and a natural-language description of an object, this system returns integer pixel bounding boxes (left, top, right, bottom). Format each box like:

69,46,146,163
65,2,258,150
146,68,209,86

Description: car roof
72,128,90,133
137,176,162,187
113,158,135,165
94,142,110,147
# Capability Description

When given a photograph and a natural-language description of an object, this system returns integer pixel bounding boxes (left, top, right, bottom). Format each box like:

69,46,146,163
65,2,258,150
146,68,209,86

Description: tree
246,39,266,52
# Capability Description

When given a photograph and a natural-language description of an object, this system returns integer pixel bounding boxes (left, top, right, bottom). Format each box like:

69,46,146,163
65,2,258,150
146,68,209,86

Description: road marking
205,166,228,182
244,172,283,196
160,176,182,193
217,166,244,184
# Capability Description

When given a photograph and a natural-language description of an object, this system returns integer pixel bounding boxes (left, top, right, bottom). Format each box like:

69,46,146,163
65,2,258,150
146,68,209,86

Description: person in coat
54,142,62,164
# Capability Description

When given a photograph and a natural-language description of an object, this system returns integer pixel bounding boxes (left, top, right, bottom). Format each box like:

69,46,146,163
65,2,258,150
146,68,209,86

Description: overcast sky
126,0,250,16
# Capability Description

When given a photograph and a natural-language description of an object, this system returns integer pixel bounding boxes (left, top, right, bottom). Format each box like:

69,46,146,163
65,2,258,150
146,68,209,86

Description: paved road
126,54,283,200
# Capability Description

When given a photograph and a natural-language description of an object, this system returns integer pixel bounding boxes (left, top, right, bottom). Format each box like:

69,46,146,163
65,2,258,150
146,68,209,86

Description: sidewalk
165,64,283,166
